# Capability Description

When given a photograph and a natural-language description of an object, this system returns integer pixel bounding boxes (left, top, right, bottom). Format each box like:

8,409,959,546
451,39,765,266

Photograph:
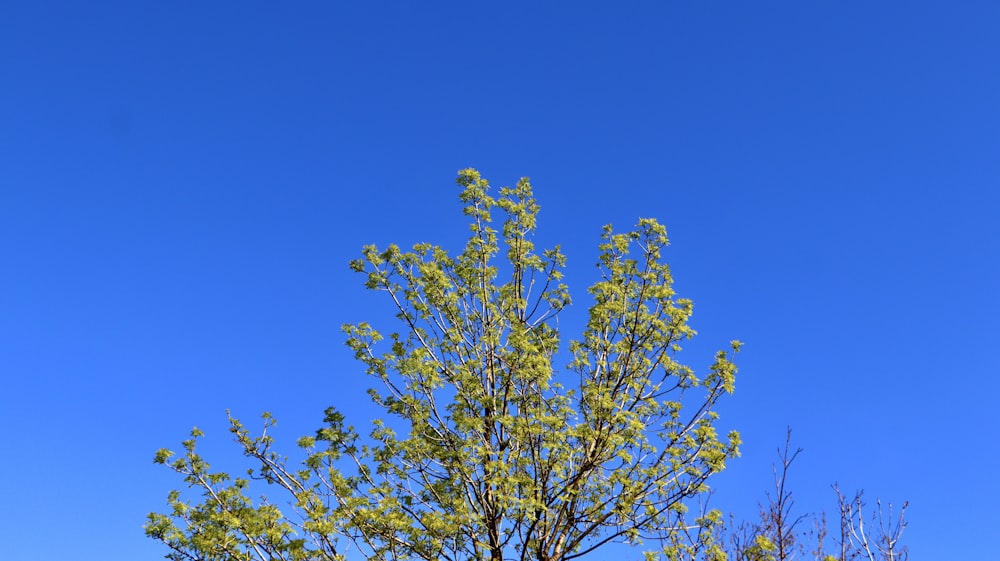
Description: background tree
722,429,804,561
146,169,744,561
833,486,908,561
721,431,908,561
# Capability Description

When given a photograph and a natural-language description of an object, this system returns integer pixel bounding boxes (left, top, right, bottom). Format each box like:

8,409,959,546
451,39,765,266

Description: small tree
722,430,804,561
833,486,908,561
146,169,743,561
721,431,908,561
763,430,806,560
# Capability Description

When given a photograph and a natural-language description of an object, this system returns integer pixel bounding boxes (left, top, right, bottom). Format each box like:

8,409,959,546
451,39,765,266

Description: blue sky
2,2,998,559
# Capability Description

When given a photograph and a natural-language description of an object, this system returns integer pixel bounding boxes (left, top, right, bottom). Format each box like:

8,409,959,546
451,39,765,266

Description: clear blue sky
2,2,997,559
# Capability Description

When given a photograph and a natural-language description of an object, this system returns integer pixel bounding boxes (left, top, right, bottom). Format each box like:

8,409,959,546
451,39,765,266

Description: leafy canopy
147,169,743,561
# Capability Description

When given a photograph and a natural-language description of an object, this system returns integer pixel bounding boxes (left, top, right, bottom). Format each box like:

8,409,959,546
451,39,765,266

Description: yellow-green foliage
147,169,742,561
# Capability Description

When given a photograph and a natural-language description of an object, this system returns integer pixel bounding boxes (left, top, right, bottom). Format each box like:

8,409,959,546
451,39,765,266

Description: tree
760,429,805,561
832,486,908,561
720,430,908,561
146,169,743,561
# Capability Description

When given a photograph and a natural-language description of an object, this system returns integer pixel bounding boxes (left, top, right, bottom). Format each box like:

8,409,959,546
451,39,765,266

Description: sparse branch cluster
721,430,908,561
833,486,908,561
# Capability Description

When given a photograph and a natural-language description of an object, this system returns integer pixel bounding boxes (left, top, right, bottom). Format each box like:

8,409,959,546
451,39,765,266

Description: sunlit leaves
148,169,741,561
